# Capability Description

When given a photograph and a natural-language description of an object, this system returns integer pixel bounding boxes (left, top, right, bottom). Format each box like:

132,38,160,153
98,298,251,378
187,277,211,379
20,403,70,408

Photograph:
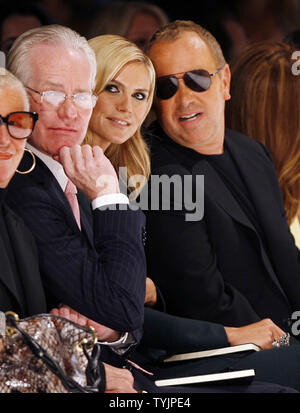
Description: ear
222,63,231,101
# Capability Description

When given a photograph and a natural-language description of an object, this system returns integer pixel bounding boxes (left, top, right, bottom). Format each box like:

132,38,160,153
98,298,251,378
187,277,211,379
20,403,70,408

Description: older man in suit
5,24,146,353
144,20,300,336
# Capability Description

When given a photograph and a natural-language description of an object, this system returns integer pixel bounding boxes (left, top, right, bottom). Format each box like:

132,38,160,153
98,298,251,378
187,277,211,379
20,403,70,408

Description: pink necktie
65,180,81,230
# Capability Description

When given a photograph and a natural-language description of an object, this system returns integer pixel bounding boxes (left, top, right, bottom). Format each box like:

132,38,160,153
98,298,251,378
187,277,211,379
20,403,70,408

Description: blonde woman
84,34,155,199
226,41,300,247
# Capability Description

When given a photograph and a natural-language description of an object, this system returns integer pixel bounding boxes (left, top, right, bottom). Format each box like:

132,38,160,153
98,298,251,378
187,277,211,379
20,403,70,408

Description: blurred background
2,0,300,61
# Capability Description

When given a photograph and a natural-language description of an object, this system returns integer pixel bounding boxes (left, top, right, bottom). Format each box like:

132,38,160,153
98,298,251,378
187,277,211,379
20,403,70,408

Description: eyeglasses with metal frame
25,86,98,110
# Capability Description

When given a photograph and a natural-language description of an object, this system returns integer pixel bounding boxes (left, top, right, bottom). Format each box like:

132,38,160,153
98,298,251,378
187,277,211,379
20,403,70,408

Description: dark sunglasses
156,67,223,100
0,111,38,139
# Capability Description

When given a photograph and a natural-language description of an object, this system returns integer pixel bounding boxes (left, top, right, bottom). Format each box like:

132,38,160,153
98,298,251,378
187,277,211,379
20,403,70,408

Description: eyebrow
41,81,90,93
110,79,150,95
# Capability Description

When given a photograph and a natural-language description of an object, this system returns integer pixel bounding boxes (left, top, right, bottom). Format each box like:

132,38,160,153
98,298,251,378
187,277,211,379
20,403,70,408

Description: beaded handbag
0,311,105,393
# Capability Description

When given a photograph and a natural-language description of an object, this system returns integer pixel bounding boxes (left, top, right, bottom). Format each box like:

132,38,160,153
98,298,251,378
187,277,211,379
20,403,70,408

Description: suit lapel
215,133,289,300
35,156,94,245
160,132,289,302
226,134,286,238
77,189,93,245
192,159,256,232
30,156,88,235
162,132,256,232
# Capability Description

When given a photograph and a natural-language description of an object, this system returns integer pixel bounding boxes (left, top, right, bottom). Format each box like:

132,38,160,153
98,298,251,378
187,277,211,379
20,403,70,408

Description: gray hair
0,68,29,110
7,24,97,89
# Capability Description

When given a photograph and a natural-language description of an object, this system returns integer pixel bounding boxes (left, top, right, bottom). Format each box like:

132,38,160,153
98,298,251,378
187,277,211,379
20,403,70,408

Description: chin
0,174,12,188
112,136,130,145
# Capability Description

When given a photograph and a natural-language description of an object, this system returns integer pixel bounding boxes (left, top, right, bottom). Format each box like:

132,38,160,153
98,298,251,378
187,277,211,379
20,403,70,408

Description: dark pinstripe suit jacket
6,151,147,340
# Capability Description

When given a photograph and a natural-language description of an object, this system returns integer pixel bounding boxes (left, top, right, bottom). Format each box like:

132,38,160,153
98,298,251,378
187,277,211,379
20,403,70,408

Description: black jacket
0,189,47,317
144,123,300,331
6,152,147,339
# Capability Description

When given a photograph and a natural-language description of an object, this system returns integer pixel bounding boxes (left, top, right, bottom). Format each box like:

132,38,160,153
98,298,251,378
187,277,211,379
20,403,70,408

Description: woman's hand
224,318,286,350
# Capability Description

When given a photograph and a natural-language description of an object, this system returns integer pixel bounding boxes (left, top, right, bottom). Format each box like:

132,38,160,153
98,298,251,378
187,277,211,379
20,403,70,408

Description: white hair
7,24,96,89
0,68,29,110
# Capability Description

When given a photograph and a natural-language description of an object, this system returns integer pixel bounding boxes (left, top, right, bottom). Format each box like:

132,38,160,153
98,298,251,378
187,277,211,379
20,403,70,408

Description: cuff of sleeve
99,332,129,347
92,193,129,210
99,332,136,355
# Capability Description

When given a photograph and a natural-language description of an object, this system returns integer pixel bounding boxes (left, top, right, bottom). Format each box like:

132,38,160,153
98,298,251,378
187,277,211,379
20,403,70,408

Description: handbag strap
6,313,105,393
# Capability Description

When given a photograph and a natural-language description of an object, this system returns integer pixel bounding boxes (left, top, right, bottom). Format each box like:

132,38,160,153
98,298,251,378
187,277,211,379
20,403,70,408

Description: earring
16,148,36,175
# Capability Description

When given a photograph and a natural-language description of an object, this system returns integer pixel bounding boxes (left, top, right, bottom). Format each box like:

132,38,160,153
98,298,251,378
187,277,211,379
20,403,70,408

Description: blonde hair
148,19,227,68
85,34,156,195
226,41,300,224
7,24,96,89
0,68,29,110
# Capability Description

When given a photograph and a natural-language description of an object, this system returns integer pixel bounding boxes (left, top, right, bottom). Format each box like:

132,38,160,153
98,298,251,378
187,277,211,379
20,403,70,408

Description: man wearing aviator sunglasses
144,20,300,341
155,67,223,100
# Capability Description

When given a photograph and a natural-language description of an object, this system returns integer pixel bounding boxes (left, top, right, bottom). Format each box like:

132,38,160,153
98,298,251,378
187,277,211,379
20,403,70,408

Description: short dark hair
148,19,227,67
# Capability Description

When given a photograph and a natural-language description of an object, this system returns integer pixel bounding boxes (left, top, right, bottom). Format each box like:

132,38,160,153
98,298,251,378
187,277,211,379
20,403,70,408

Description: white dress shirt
26,143,129,208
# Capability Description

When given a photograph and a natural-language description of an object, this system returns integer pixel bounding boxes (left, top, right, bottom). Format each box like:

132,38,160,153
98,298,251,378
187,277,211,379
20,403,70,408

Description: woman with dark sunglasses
0,69,47,317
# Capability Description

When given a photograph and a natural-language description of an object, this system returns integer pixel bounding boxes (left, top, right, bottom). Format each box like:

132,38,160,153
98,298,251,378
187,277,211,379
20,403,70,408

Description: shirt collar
26,143,68,192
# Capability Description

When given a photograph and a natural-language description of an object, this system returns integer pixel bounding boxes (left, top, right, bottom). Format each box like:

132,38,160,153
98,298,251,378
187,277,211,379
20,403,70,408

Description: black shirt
157,129,268,247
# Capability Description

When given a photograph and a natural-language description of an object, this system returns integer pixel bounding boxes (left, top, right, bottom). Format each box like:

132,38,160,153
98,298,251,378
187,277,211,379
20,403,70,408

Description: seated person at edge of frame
143,20,300,341
226,41,300,249
0,68,140,394
5,24,280,394
52,34,300,393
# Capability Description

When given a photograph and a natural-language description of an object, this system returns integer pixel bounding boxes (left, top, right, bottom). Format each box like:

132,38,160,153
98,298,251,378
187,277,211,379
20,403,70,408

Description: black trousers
132,368,297,393
132,308,300,392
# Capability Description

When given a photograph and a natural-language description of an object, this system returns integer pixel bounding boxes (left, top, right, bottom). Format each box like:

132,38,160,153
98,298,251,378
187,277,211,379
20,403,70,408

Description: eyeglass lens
42,91,96,109
7,113,34,139
184,70,211,92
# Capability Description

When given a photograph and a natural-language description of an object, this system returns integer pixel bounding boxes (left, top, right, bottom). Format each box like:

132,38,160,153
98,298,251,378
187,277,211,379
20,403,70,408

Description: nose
175,78,197,106
57,98,78,120
116,93,132,113
0,123,11,147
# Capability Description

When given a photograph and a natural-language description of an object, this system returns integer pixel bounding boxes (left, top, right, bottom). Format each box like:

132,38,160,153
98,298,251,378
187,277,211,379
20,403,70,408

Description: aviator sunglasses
156,67,223,100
